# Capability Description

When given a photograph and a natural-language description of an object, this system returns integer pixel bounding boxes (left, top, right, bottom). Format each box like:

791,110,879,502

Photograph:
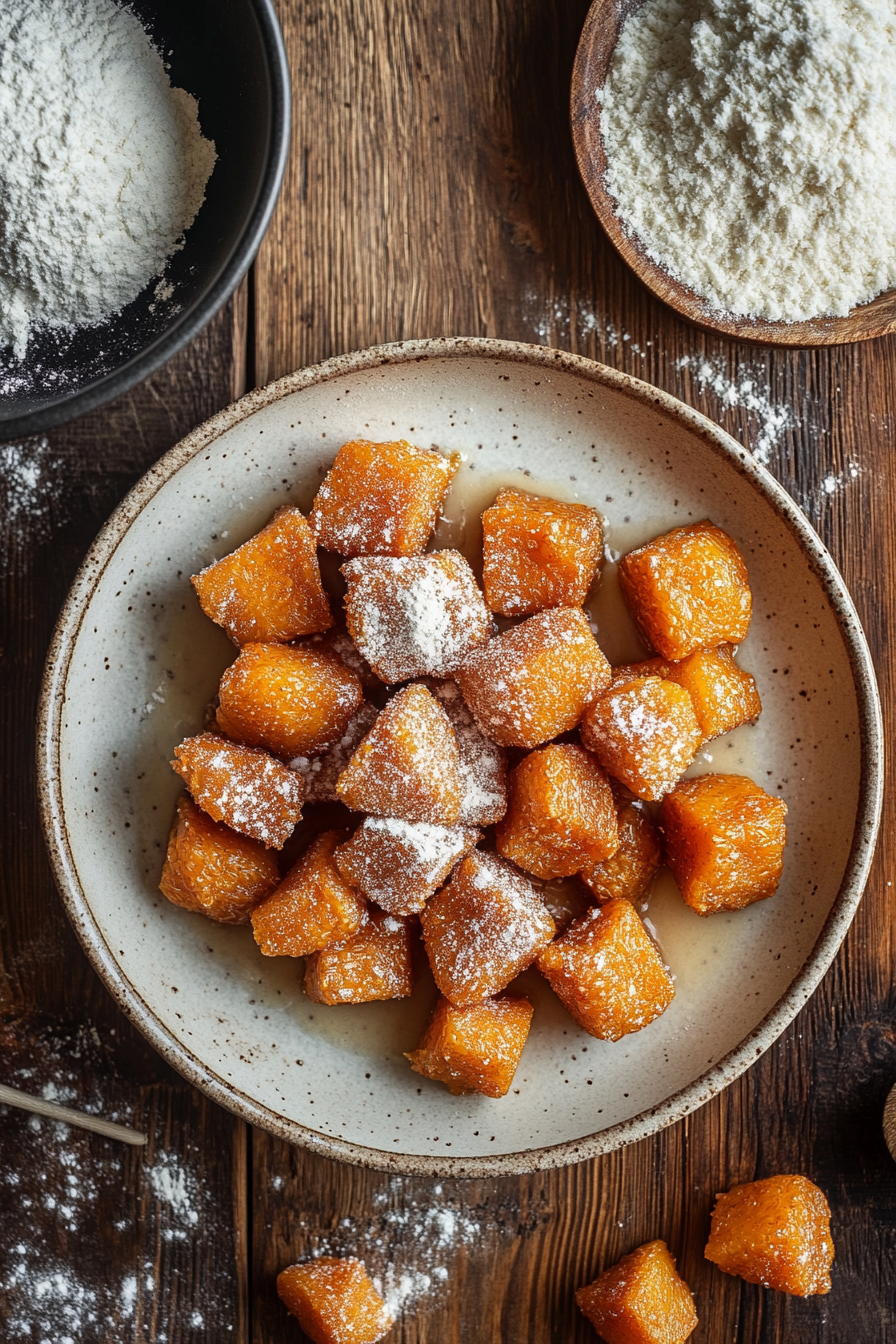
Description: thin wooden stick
0,1083,147,1146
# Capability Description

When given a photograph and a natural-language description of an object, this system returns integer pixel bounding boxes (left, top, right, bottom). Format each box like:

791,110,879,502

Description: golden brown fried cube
662,644,761,742
481,487,604,617
159,795,279,924
496,744,618,880
618,521,752,660
336,684,463,824
581,676,701,801
250,830,366,956
456,607,612,749
310,438,457,557
216,642,363,760
420,850,555,1006
171,732,304,849
580,801,663,904
659,774,787,915
424,679,508,825
335,817,479,916
290,701,379,804
191,506,332,645
277,1258,393,1344
536,898,674,1040
576,1240,698,1344
304,909,415,1004
343,550,492,682
406,995,533,1097
705,1175,833,1296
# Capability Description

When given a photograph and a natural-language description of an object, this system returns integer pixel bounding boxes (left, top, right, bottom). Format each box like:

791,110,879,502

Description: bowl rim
0,0,291,442
570,0,896,348
37,336,884,1177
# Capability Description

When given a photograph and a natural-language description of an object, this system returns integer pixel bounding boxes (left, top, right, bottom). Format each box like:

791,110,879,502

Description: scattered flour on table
676,354,793,463
0,0,216,357
599,0,896,321
295,1178,521,1318
0,1023,227,1338
0,437,65,555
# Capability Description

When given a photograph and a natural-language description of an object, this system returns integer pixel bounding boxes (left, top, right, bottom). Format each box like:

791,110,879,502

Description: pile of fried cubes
161,438,787,1100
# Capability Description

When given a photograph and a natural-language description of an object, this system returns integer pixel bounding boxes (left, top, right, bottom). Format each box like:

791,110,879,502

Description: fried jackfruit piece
455,607,612,749
423,679,508,825
705,1175,834,1296
406,994,534,1097
310,438,458,557
617,520,752,660
496,743,619,880
335,816,479,916
343,550,492,682
536,899,674,1040
191,506,332,645
662,644,761,742
420,850,555,1006
659,774,787,915
159,794,279,924
481,487,604,617
611,645,761,744
250,830,366,956
581,676,701,801
576,1240,698,1344
336,683,463,824
216,642,363,760
276,1258,393,1344
579,800,663,904
171,732,304,849
304,909,415,1004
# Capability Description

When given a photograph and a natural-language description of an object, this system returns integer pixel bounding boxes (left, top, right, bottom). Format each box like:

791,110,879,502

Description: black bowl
0,0,290,440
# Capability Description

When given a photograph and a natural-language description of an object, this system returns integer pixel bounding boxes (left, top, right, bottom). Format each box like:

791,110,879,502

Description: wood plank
253,2,896,1341
0,291,250,1344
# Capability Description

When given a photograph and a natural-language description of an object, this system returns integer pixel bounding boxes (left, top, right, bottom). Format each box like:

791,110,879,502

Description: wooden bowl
38,338,883,1175
571,0,896,346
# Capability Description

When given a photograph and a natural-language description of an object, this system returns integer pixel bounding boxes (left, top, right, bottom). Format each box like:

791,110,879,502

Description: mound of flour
0,0,217,357
599,0,896,321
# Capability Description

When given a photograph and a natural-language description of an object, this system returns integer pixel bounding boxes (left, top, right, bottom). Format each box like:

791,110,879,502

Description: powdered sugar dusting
336,815,478,915
422,850,556,1002
344,551,491,682
429,680,508,825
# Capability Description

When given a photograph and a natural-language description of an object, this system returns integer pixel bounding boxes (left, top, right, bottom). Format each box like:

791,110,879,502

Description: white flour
0,0,217,357
676,354,793,463
600,0,896,321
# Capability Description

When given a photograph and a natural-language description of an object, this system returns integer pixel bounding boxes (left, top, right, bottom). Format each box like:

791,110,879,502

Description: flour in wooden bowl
599,0,896,321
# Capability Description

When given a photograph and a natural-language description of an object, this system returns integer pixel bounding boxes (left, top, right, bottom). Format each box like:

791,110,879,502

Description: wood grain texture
569,0,896,348
254,2,896,1341
3,1,896,1342
0,291,250,1344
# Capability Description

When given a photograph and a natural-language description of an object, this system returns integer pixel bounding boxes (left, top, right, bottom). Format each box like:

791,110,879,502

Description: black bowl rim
0,0,290,443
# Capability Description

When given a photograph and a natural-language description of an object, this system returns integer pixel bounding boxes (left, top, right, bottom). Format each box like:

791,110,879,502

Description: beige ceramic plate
571,0,896,346
38,338,882,1176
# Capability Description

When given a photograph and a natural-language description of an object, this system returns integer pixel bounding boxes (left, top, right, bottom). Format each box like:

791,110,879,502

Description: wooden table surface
2,2,895,1340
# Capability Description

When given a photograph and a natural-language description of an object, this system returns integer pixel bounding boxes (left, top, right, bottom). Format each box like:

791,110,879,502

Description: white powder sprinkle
0,437,67,558
600,0,896,321
676,354,793,464
298,1181,522,1320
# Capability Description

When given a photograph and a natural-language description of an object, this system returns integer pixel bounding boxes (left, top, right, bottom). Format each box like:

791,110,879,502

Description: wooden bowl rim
570,0,896,348
37,337,883,1176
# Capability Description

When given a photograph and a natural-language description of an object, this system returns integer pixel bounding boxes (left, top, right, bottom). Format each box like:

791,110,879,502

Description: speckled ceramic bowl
38,338,882,1176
